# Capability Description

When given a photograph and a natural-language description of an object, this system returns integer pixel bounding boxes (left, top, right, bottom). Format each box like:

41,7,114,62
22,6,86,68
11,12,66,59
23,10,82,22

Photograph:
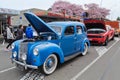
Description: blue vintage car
11,12,90,75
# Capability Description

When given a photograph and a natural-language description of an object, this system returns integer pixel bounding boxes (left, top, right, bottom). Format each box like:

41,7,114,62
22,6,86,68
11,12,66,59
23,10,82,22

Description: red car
84,19,115,46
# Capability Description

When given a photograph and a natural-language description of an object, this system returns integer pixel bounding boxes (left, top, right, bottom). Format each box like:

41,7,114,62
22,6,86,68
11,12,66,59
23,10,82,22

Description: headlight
33,48,39,56
22,54,27,61
13,51,17,58
11,43,15,49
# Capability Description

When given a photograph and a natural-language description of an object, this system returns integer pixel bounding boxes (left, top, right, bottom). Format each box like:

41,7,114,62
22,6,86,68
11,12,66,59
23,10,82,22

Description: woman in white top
6,25,14,50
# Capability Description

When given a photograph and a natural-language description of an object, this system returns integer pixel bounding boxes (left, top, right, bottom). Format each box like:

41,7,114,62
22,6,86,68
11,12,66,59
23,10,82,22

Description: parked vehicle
84,19,115,46
105,21,120,37
11,12,90,75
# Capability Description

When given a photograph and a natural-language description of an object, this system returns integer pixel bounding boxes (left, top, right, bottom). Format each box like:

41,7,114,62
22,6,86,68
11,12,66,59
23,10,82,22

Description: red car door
106,25,114,40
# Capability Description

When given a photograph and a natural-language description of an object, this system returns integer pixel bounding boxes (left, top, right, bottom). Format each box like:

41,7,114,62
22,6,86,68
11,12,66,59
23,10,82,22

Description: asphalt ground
75,38,120,80
0,37,119,80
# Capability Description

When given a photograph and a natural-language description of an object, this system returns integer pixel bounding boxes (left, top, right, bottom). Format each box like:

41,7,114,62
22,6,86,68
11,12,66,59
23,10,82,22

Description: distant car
115,28,120,37
11,12,90,75
84,19,115,46
105,21,120,37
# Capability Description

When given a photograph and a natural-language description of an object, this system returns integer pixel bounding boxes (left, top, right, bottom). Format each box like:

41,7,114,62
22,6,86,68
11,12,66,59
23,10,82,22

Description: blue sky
0,0,119,20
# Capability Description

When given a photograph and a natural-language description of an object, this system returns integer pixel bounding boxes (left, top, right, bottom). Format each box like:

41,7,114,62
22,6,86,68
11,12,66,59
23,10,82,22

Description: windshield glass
87,29,106,34
50,26,62,35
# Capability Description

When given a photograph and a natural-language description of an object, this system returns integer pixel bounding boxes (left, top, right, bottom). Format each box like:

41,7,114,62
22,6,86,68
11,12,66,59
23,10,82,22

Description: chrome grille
87,35,102,38
19,42,28,61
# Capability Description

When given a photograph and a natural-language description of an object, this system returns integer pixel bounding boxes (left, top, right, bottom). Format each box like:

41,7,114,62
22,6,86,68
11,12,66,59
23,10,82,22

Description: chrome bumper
12,59,38,69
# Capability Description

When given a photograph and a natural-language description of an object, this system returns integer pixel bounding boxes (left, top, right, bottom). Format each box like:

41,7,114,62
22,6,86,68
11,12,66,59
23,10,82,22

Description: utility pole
100,0,103,7
62,9,66,21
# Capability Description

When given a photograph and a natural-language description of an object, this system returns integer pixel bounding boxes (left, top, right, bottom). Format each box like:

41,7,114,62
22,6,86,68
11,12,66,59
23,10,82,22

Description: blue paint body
11,12,90,68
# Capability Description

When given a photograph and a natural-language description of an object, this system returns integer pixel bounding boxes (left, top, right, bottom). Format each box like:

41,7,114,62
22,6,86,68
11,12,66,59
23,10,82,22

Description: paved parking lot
0,37,120,80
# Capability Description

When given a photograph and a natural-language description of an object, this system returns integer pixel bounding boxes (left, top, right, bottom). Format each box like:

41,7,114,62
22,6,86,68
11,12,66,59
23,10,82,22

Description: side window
64,26,74,35
76,25,82,34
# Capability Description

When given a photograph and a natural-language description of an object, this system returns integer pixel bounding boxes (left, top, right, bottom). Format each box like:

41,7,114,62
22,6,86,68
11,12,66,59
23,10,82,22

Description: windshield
87,29,106,34
38,32,57,40
50,26,62,35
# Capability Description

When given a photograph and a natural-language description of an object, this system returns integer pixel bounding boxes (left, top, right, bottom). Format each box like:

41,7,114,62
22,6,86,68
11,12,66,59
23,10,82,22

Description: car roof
47,21,85,28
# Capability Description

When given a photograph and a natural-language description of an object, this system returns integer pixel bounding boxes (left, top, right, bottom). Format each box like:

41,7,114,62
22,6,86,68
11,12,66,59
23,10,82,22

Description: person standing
5,25,14,51
25,24,33,39
16,25,24,40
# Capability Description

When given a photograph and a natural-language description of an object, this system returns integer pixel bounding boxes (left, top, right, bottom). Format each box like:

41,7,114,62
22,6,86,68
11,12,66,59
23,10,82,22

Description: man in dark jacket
16,25,24,40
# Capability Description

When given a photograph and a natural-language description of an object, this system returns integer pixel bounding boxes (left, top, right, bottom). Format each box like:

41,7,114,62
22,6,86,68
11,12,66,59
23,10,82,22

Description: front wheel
41,54,58,75
104,38,108,46
81,43,88,56
111,35,114,40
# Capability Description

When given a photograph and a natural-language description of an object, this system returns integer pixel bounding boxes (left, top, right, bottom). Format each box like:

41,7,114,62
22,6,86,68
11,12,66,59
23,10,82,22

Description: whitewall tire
42,54,58,75
81,43,88,56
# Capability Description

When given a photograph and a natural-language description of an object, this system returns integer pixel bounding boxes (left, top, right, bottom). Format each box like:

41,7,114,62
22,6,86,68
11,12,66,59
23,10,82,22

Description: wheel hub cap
47,59,54,68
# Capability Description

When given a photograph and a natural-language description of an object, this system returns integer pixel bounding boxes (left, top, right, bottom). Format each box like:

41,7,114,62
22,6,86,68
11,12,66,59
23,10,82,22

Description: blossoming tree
51,1,110,19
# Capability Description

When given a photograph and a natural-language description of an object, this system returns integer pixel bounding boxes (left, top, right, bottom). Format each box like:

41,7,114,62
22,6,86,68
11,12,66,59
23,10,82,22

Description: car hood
84,19,106,30
24,12,58,36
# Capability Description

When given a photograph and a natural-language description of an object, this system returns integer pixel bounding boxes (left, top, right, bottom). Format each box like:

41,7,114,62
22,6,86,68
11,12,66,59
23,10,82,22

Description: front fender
31,42,64,66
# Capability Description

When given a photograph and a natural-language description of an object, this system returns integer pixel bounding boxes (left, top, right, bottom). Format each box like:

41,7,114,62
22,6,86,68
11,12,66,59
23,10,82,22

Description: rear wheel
41,54,58,75
81,43,88,56
117,33,119,37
